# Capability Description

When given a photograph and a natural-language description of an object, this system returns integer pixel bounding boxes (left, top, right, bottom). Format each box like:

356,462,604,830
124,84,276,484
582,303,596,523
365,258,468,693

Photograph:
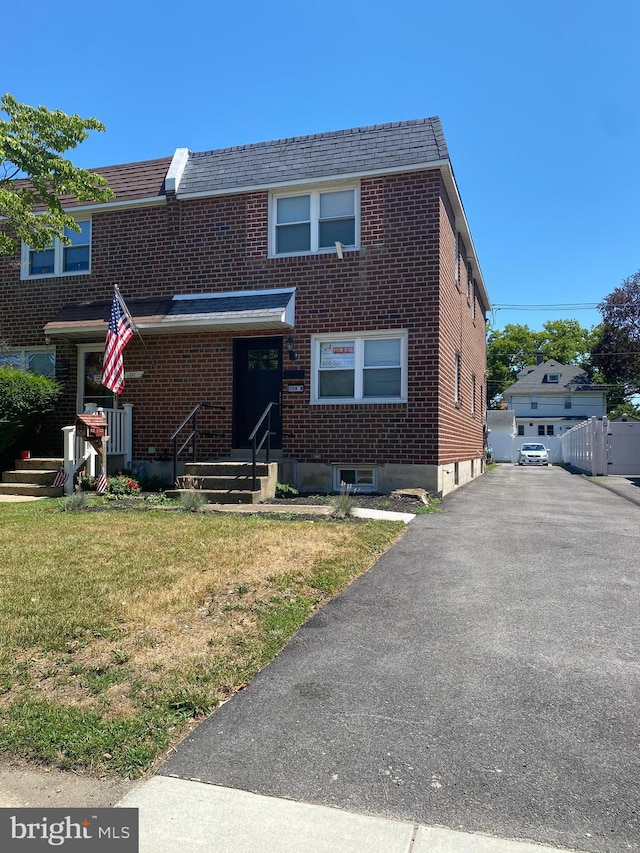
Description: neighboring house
486,409,517,462
0,118,490,496
503,357,607,463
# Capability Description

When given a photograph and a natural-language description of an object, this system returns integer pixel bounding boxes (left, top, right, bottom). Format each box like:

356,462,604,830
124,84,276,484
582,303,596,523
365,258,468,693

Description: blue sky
3,0,638,332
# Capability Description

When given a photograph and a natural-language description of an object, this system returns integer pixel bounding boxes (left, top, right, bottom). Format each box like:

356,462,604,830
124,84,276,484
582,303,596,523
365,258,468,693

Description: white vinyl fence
560,417,640,476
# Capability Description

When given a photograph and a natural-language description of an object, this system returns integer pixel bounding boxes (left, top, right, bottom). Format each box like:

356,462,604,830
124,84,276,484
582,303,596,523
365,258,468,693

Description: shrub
0,366,61,454
59,492,89,512
180,491,207,513
329,484,357,519
275,482,299,498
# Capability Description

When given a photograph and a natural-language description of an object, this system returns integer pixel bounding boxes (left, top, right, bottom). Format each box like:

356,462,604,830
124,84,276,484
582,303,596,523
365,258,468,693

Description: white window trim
269,184,360,258
21,219,92,280
332,465,377,493
0,345,56,376
310,329,408,405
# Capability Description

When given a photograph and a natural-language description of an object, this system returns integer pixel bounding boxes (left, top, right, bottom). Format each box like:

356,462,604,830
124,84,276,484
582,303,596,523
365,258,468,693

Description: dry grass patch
0,501,403,777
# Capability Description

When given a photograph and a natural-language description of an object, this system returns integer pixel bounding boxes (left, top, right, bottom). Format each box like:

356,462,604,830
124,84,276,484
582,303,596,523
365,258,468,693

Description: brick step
0,483,64,497
164,489,261,504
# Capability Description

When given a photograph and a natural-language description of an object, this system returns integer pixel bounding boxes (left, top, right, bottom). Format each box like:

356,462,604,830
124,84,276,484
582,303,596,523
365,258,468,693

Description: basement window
333,466,376,493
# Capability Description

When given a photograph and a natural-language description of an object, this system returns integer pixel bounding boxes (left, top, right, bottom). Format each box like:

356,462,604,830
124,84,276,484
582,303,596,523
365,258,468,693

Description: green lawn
0,500,403,778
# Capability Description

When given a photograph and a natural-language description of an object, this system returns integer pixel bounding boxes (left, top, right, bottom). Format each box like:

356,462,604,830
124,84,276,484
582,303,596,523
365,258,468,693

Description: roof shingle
178,118,448,196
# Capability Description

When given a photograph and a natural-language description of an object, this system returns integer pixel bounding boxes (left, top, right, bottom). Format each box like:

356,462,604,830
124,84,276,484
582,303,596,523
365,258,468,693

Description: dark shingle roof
503,360,607,396
22,157,172,211
178,118,448,196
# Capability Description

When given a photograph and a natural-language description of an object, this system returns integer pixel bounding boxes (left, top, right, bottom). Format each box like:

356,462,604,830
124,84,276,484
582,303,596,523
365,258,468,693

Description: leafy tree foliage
0,93,113,255
0,366,62,453
487,319,599,407
592,271,640,397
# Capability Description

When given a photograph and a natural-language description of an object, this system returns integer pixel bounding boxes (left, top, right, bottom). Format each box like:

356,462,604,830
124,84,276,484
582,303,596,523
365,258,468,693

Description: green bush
275,482,299,498
0,367,61,454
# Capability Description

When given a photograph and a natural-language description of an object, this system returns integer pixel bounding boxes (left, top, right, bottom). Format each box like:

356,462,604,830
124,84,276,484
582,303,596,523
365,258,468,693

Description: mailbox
75,413,108,440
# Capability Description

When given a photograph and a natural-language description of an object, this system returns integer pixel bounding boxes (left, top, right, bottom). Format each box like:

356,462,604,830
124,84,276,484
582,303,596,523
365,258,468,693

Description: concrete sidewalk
117,776,588,853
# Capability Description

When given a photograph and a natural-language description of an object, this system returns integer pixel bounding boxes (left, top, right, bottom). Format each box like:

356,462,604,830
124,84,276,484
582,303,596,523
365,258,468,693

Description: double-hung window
272,187,357,256
0,347,55,378
312,332,406,403
21,220,91,279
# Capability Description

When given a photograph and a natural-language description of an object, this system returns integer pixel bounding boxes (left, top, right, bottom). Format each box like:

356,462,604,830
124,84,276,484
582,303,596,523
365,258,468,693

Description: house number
287,384,305,393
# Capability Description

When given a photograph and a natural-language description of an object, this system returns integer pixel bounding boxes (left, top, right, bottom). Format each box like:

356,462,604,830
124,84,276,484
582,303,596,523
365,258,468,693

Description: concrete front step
2,470,59,485
178,461,279,503
165,489,261,504
0,483,63,497
0,457,65,498
14,457,63,471
184,462,272,477
176,476,265,491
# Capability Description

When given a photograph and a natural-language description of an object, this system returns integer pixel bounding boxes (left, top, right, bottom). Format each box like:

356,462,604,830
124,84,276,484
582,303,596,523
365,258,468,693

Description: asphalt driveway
162,465,639,852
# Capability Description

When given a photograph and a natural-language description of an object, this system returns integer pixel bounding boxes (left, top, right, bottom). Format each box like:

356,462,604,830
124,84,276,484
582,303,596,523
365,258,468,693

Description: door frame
232,336,283,449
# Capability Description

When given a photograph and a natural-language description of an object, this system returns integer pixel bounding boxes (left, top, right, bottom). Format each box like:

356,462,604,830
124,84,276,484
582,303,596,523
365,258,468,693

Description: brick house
0,118,490,497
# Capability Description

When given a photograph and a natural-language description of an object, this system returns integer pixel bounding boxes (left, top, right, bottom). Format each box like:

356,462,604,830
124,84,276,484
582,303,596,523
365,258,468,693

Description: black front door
233,337,283,449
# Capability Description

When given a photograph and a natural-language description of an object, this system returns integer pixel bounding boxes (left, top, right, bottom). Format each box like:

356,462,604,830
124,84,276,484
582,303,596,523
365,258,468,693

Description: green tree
0,93,113,255
592,271,640,397
0,366,61,453
487,319,600,407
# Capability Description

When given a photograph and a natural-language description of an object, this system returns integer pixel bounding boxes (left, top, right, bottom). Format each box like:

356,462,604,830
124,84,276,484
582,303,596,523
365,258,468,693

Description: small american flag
52,466,68,488
101,289,135,395
96,471,108,495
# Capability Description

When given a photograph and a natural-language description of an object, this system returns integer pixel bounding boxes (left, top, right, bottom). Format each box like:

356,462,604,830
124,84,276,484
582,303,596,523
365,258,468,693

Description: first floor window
518,424,525,436
0,347,55,378
312,332,406,403
471,373,476,414
273,187,357,255
22,220,91,279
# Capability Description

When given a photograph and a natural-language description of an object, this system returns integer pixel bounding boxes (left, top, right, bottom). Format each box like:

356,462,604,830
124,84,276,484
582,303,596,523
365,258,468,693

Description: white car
518,443,549,466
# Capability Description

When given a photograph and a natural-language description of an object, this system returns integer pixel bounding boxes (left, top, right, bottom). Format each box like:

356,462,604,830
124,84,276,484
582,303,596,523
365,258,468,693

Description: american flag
52,466,68,487
101,289,135,394
96,471,108,495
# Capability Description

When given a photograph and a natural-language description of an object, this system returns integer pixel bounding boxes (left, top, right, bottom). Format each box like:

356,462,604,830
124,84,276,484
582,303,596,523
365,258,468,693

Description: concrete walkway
118,466,639,853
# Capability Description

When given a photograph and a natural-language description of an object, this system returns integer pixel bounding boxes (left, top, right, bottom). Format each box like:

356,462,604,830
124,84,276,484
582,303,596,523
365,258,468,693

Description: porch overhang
44,288,296,339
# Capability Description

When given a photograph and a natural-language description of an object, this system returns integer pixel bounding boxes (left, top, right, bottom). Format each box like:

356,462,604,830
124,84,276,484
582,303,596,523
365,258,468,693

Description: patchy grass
0,500,403,778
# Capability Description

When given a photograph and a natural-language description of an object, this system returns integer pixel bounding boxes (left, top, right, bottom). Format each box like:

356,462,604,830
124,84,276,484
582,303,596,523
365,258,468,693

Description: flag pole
114,285,158,370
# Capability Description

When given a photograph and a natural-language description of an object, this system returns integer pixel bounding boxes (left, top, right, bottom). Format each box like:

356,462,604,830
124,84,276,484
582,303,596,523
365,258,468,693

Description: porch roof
44,288,296,338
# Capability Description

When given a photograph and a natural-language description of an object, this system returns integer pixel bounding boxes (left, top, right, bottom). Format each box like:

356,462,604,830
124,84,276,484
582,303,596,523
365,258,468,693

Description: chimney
536,350,544,365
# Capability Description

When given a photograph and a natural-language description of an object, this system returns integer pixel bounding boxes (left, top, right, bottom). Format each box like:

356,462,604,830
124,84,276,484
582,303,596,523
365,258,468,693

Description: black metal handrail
170,402,225,483
248,402,279,489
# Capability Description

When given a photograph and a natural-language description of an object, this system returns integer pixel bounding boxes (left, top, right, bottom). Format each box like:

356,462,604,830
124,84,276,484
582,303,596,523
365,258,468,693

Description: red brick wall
0,169,487,466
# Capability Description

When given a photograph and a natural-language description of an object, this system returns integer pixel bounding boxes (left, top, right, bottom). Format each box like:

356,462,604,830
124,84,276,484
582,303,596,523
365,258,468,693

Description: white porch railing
61,404,133,495
560,417,608,475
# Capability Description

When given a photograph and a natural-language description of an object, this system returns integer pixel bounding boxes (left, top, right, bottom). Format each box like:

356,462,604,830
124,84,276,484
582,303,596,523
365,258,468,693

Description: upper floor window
271,188,357,256
21,220,91,279
311,331,406,404
544,373,560,383
0,347,55,378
